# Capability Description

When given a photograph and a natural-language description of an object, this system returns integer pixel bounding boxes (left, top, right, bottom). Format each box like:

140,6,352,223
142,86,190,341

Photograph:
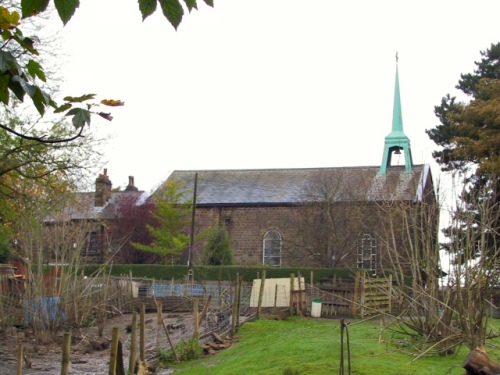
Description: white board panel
250,277,305,308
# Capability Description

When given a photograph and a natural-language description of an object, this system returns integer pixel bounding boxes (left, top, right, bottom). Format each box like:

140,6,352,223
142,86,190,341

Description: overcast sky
52,0,500,193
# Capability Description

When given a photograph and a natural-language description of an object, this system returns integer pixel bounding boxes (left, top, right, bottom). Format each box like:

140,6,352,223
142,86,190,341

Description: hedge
79,264,358,283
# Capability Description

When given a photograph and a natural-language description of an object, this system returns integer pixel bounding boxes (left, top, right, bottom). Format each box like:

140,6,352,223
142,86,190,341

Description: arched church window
357,233,377,276
263,230,282,267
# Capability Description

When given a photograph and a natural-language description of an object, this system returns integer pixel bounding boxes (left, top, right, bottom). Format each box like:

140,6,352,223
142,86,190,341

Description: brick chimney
95,168,112,206
125,176,138,192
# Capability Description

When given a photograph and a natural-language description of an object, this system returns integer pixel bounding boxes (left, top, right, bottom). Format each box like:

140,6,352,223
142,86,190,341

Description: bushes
200,225,234,266
159,338,203,363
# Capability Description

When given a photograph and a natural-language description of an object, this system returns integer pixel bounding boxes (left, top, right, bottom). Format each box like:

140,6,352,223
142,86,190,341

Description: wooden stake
17,345,23,375
156,300,162,350
116,340,125,375
257,270,266,319
297,273,303,315
236,276,242,327
61,333,71,375
198,295,212,326
128,311,137,375
154,297,180,363
193,299,199,340
140,305,145,363
352,271,361,317
129,270,134,312
289,273,295,315
109,327,119,375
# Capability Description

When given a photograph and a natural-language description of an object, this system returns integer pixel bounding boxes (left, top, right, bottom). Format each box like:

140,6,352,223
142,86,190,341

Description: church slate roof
166,164,433,206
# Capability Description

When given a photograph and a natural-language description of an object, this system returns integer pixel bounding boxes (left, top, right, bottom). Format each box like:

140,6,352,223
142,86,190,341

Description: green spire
379,54,414,174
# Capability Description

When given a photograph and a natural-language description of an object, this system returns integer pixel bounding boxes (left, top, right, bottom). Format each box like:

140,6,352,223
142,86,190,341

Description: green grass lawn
167,315,500,375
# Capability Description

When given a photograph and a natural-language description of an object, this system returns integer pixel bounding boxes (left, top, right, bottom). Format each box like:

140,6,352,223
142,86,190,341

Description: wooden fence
312,272,393,318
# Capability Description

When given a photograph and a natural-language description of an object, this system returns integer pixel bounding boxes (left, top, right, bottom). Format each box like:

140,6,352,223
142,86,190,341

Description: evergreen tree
426,43,500,262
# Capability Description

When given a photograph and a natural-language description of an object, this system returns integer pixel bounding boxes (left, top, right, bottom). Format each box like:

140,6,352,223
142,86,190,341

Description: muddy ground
0,312,191,374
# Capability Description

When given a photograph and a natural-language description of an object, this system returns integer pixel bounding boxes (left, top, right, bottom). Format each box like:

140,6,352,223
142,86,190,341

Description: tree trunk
463,346,500,375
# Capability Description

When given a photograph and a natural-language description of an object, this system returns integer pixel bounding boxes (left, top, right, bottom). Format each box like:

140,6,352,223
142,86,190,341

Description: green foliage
0,5,55,116
283,369,300,375
200,224,234,266
132,181,192,264
159,338,203,364
21,0,213,29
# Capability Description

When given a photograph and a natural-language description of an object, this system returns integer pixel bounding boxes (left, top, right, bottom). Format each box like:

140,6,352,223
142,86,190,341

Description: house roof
43,190,146,223
166,164,434,206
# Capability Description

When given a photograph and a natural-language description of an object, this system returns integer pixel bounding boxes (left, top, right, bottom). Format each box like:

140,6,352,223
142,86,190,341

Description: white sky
51,0,500,193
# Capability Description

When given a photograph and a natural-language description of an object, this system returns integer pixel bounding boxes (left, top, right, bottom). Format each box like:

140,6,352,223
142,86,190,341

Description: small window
357,233,376,275
87,232,99,254
263,230,282,267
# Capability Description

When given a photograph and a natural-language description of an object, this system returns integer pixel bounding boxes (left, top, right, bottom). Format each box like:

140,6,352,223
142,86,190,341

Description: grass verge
168,315,500,375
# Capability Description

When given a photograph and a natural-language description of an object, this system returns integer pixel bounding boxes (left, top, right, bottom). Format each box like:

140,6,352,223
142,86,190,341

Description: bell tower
379,54,413,174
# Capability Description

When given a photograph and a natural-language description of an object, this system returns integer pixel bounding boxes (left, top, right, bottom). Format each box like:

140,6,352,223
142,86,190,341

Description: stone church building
164,63,437,273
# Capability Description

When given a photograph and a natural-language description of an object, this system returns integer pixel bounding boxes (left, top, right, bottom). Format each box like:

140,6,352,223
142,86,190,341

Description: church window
263,230,282,267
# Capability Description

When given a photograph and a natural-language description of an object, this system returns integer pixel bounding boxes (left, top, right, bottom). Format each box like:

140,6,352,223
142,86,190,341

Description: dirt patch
0,312,191,374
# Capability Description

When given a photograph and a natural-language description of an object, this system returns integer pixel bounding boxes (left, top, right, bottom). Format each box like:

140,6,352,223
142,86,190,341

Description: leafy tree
111,193,160,264
200,224,234,266
133,181,192,265
0,110,104,254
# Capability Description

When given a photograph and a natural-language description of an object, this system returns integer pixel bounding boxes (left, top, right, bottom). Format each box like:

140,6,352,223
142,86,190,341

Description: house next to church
42,170,146,264
163,61,437,274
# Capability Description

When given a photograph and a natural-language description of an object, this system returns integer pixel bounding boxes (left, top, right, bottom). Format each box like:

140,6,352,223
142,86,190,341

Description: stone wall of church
191,205,303,266
189,202,425,273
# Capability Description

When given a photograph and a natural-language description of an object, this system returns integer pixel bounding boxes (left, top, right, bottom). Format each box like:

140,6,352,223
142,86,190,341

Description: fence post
128,311,137,375
236,276,242,327
17,344,23,375
156,300,162,350
232,274,240,336
109,327,119,375
61,333,71,375
116,341,125,375
360,273,366,318
310,270,314,308
289,273,295,316
140,305,145,364
352,271,362,317
297,273,303,315
129,270,134,312
193,299,199,340
257,270,266,319
388,274,393,313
